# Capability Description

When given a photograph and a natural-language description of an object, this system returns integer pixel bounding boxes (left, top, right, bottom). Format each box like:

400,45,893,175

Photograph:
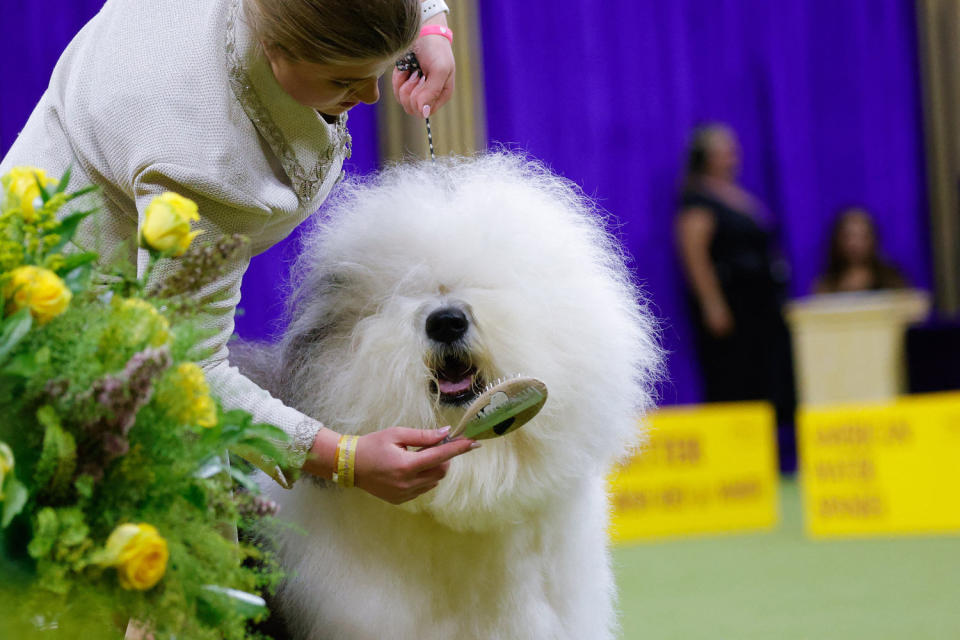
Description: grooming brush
448,376,548,441
395,52,436,163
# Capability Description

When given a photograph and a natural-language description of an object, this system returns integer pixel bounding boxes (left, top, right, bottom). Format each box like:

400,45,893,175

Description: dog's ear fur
225,262,344,401
281,325,327,371
282,271,348,360
274,270,346,397
229,340,284,398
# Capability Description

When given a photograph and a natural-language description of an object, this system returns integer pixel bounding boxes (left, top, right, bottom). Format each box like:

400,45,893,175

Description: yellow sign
609,403,779,543
799,393,960,538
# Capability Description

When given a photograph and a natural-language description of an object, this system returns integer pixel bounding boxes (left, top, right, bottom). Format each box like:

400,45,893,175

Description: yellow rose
4,265,72,324
140,192,202,256
100,523,169,591
158,362,218,428
1,166,57,222
119,297,171,347
0,442,14,500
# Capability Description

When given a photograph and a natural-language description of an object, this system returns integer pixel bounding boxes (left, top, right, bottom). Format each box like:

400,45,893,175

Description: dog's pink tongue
439,376,473,394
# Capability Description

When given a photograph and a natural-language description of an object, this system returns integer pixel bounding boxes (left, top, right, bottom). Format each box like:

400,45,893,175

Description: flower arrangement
0,167,292,639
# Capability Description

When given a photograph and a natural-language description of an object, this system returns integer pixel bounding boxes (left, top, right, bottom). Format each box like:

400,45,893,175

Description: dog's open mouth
430,356,482,405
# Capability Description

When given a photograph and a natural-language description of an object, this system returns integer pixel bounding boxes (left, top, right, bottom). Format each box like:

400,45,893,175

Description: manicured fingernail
422,104,431,118
439,426,451,435
418,75,426,87
469,442,482,450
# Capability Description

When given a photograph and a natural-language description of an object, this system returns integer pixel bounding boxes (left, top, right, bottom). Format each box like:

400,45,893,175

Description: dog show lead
0,0,478,503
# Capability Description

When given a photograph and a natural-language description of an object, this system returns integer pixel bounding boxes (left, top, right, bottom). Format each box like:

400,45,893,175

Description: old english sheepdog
244,153,660,639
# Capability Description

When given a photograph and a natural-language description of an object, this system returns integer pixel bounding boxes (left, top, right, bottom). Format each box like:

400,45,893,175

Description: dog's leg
540,478,618,640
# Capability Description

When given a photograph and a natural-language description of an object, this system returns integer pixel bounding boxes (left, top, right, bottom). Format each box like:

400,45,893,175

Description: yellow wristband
334,435,360,488
331,437,343,483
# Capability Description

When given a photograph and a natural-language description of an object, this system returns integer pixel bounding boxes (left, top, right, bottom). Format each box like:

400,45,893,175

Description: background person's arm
676,207,735,337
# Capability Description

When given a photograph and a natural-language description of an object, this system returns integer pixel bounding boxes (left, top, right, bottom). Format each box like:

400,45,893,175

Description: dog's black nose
426,307,468,344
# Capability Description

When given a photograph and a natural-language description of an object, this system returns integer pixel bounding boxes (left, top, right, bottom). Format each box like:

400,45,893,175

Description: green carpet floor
613,478,960,639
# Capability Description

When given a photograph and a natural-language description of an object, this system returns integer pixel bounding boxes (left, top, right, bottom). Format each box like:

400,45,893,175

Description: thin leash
425,115,436,162
395,52,436,163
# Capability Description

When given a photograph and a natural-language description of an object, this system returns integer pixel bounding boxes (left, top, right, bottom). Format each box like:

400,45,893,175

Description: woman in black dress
675,123,797,471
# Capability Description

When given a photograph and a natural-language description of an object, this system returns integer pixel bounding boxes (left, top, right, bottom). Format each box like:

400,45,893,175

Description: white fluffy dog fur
244,153,660,640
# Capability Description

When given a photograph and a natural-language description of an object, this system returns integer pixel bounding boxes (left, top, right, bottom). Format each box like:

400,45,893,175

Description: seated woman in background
675,123,797,471
814,207,908,293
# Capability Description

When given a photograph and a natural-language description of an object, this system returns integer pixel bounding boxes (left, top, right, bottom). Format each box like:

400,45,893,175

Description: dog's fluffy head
278,153,660,530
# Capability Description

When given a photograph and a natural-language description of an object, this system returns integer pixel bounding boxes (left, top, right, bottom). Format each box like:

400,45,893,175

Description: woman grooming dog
1,0,477,502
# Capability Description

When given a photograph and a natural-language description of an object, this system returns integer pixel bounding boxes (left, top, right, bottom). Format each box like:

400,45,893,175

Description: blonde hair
244,0,420,64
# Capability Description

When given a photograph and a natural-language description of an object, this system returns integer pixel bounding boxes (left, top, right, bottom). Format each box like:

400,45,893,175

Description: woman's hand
354,427,476,504
304,426,477,504
392,13,455,118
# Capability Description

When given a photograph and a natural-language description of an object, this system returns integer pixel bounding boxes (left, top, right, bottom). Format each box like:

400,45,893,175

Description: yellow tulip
101,523,169,590
4,265,72,324
140,192,202,256
1,166,57,222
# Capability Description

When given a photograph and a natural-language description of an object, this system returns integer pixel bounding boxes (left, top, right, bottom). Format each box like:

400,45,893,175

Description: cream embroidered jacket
0,0,351,486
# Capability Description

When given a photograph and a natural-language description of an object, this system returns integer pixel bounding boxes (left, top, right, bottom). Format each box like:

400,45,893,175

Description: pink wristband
419,25,453,44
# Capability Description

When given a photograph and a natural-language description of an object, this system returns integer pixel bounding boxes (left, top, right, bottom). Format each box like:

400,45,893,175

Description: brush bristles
482,374,528,393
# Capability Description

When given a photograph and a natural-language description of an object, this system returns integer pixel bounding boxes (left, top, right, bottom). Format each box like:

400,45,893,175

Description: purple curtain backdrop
478,0,931,405
3,1,932,406
0,3,106,150
0,0,379,342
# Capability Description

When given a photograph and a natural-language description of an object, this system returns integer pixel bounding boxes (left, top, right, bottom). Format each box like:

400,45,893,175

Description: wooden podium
785,290,931,405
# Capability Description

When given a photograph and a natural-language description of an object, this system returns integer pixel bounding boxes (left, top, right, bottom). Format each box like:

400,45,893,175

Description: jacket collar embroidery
225,0,352,204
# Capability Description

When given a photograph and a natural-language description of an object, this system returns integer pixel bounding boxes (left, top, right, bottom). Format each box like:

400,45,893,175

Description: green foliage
34,406,77,501
1,475,28,528
27,506,93,594
0,307,32,364
56,250,98,295
46,209,95,256
3,344,50,378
